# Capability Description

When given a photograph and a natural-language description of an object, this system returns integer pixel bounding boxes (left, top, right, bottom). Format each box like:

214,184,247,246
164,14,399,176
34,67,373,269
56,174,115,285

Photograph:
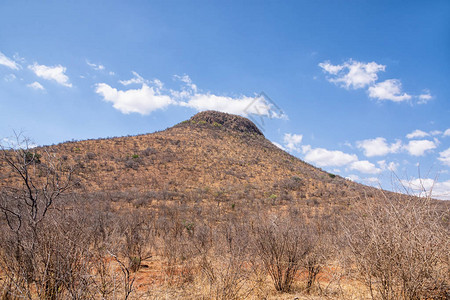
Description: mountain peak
187,110,263,136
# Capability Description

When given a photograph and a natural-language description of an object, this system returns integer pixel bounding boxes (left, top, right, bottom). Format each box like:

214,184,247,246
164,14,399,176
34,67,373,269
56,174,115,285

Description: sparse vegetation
343,193,449,299
0,113,448,299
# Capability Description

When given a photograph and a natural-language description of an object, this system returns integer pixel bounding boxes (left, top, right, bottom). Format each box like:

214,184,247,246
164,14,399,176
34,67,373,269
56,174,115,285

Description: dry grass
1,112,448,299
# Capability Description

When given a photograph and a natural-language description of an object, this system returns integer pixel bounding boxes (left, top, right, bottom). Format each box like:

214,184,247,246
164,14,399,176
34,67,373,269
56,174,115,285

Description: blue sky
1,1,449,199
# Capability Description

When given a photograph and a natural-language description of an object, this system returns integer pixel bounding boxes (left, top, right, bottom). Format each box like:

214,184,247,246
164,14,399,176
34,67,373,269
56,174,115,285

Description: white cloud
318,61,343,75
100,73,286,118
319,59,430,104
176,75,285,118
95,83,174,115
301,145,311,154
356,137,401,157
417,90,432,104
349,160,382,174
403,139,437,156
119,71,146,86
283,133,303,152
368,79,412,102
443,129,450,137
438,147,450,166
171,75,197,99
406,129,429,139
86,60,105,71
27,81,45,91
378,160,399,172
319,59,385,89
0,52,20,70
401,178,450,200
28,63,72,87
303,147,358,167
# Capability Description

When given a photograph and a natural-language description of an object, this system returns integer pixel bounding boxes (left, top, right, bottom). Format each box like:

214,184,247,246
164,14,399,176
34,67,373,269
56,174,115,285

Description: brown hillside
1,111,448,300
1,111,377,205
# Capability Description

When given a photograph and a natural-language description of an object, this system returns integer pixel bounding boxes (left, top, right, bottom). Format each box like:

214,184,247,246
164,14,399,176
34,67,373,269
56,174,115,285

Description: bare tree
0,133,78,299
0,134,75,228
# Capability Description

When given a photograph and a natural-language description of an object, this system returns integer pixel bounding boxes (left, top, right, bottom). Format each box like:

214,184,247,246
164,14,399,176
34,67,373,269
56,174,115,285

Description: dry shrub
198,222,254,300
344,193,449,300
252,213,312,293
303,215,334,294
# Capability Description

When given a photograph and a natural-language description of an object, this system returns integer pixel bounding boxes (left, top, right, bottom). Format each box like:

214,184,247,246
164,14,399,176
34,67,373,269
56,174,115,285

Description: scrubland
1,113,448,299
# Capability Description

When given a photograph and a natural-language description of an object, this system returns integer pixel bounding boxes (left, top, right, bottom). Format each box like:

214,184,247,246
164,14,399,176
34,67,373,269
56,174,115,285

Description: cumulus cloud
28,63,72,87
27,81,45,91
176,76,286,119
319,59,430,104
349,160,382,174
356,137,401,157
368,79,412,102
401,178,450,200
95,83,174,115
403,139,437,156
98,73,286,118
406,129,429,139
438,147,450,166
319,60,385,89
0,52,20,70
283,133,303,152
86,60,105,71
301,144,384,173
303,147,358,167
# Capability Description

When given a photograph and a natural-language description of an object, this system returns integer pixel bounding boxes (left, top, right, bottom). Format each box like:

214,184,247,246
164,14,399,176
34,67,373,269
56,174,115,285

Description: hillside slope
2,111,376,205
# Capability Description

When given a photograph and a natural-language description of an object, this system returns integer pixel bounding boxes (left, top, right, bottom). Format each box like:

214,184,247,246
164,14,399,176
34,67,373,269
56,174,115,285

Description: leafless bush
0,134,87,299
303,216,333,294
198,222,254,300
344,193,449,300
156,210,196,283
252,214,312,292
101,210,154,299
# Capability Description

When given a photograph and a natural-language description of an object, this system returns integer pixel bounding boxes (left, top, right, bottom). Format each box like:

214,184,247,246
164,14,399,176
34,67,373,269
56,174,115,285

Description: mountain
2,111,448,300
2,111,378,206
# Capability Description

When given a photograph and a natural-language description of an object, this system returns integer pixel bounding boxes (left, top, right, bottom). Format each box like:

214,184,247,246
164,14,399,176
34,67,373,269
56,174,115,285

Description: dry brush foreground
0,112,449,299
